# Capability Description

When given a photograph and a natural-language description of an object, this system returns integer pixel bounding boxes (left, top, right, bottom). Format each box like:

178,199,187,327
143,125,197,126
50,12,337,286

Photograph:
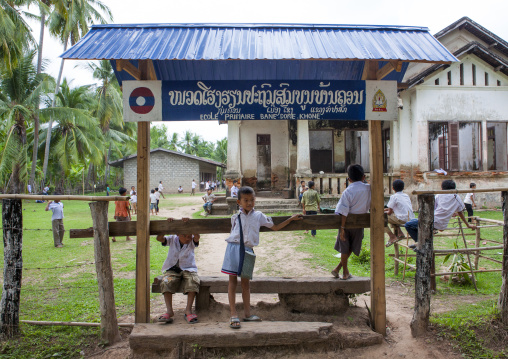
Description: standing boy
405,180,476,246
150,189,157,215
464,183,476,222
221,186,302,329
231,180,239,198
154,188,161,215
111,187,132,242
202,188,216,216
384,179,414,247
156,217,200,324
158,181,166,199
301,180,320,237
298,181,306,206
191,179,196,196
332,165,371,280
45,198,65,248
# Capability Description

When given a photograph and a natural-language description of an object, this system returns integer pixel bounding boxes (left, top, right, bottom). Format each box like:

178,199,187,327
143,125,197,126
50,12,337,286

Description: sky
26,0,508,143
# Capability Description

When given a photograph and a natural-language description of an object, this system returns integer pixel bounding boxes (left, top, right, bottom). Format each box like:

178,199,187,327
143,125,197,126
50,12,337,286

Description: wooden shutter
449,122,460,171
438,137,446,170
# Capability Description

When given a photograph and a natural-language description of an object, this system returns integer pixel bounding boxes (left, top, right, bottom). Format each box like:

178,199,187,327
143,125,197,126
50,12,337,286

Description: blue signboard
161,80,365,121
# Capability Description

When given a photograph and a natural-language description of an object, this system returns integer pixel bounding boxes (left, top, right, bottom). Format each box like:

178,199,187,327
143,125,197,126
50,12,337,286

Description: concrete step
130,321,382,357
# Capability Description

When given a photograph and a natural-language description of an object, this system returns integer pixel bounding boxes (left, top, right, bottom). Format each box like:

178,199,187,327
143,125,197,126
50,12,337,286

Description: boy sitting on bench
384,179,414,247
156,217,201,324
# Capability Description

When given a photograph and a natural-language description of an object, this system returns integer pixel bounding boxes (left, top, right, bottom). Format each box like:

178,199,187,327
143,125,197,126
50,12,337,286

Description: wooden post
499,191,508,324
135,60,153,323
394,243,399,276
89,201,121,344
410,194,434,337
0,199,22,337
430,254,436,292
474,218,481,269
369,118,386,336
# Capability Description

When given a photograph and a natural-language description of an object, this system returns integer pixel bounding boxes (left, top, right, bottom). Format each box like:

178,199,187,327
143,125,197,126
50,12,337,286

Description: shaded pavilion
62,23,457,335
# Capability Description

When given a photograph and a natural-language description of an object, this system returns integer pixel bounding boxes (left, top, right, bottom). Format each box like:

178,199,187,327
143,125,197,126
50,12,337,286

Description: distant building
109,148,225,193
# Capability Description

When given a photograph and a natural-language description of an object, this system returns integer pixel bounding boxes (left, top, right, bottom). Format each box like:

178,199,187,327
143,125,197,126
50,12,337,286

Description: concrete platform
129,321,383,357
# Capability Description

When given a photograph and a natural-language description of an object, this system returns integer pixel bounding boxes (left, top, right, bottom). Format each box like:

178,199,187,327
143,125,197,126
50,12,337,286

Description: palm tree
169,132,179,151
41,0,113,181
181,130,194,155
0,50,53,193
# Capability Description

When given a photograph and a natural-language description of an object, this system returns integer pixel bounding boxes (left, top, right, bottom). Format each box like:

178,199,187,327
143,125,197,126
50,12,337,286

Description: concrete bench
152,275,370,313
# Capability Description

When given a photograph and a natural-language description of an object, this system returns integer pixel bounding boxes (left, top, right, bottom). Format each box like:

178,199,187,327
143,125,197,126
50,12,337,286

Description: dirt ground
86,194,483,359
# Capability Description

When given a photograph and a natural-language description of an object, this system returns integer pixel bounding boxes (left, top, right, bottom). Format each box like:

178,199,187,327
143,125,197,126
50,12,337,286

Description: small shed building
109,148,225,193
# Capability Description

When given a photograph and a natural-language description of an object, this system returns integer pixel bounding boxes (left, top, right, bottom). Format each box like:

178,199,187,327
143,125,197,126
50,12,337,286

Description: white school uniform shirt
226,210,274,248
387,192,415,221
130,190,135,195
205,182,210,190
434,194,465,230
154,191,161,201
335,182,371,216
48,202,64,221
161,235,198,272
150,193,157,204
231,186,239,198
464,193,474,205
192,181,197,189
130,194,137,204
158,183,164,191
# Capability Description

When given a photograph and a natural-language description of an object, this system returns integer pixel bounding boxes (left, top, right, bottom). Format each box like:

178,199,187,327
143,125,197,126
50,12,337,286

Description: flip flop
157,313,173,323
184,313,198,324
385,240,397,247
340,274,353,280
243,315,262,322
230,316,241,329
331,270,339,278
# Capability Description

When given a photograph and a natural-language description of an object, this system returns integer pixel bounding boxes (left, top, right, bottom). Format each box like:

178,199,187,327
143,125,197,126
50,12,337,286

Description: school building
109,148,225,193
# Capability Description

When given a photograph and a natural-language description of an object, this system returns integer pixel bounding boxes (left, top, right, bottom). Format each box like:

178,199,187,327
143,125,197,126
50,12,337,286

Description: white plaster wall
397,91,414,168
239,120,289,187
359,132,370,172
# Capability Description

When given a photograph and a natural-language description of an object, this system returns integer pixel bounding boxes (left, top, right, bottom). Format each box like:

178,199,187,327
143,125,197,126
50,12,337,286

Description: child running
156,217,200,324
332,164,370,280
221,186,302,329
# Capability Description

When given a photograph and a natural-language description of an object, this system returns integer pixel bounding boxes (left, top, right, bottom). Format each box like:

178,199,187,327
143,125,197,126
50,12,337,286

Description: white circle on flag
136,96,146,106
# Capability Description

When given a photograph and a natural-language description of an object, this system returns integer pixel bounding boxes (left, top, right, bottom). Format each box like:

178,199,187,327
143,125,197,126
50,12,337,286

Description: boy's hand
182,217,190,222
468,224,477,230
167,218,174,222
290,214,303,221
156,234,165,243
192,234,200,242
340,228,346,242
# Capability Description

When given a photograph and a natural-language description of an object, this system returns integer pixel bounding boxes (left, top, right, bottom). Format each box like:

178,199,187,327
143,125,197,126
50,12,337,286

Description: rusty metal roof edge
109,148,226,168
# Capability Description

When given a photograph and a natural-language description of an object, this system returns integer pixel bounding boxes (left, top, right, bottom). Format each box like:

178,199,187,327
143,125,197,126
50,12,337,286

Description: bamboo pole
413,188,508,195
432,269,502,277
21,320,134,328
0,194,128,201
458,220,478,291
499,191,508,325
433,245,504,253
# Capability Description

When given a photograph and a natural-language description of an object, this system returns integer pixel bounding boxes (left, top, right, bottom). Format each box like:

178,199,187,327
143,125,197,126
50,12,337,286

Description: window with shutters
429,122,481,171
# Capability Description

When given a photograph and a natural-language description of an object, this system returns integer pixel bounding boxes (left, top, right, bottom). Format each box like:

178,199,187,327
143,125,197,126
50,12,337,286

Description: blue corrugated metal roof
61,23,457,84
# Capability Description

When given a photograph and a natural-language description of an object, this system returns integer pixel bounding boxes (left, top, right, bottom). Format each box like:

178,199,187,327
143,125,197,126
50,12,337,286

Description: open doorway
256,134,271,190
310,130,333,173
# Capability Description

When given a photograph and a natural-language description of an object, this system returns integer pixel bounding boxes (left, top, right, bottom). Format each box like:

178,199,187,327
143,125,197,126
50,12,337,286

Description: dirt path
94,195,472,358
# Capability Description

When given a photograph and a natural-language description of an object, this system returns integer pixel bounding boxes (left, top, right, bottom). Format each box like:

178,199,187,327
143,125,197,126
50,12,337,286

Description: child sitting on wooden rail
332,164,370,280
404,180,476,249
221,186,302,329
156,217,200,324
384,179,414,247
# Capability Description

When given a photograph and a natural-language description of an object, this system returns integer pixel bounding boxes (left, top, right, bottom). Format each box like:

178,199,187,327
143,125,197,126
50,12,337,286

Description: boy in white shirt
45,199,65,248
154,188,161,215
158,181,166,199
464,183,476,223
156,217,200,324
384,179,415,247
405,180,476,247
202,188,216,216
150,189,157,215
130,191,137,215
191,179,197,196
332,165,370,280
230,180,239,198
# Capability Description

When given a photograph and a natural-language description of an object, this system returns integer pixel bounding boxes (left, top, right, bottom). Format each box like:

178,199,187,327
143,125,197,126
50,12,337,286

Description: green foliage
442,242,471,284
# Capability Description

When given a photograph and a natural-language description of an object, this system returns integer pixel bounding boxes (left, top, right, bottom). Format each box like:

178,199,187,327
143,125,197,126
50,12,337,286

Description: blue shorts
221,242,254,276
150,203,155,210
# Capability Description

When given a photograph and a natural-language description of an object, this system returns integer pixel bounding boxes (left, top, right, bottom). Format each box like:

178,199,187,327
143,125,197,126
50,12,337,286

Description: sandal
157,313,173,323
230,316,241,329
184,313,198,324
243,315,261,322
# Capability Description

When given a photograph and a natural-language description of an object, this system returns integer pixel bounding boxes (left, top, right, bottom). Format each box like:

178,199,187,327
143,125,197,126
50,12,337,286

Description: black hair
119,187,127,195
308,180,315,188
347,164,365,182
470,182,476,188
238,186,255,200
392,179,404,192
160,181,162,183
441,180,456,190
233,180,237,184
155,188,158,191
151,189,155,193
300,180,305,184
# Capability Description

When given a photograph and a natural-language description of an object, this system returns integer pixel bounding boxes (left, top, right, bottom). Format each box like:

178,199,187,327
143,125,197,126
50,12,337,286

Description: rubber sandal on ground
230,317,241,329
243,315,262,322
184,313,198,324
157,313,173,323
340,274,353,280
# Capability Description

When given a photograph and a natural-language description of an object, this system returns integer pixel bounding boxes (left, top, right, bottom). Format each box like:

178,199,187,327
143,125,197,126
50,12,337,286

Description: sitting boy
404,180,476,247
384,179,414,247
157,217,200,324
332,164,371,280
202,188,216,216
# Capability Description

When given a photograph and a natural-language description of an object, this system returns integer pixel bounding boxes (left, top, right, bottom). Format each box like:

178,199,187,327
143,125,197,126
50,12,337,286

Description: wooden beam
0,194,128,201
116,60,141,80
413,187,508,195
361,61,377,80
70,213,387,238
134,60,153,324
147,60,157,81
376,60,402,80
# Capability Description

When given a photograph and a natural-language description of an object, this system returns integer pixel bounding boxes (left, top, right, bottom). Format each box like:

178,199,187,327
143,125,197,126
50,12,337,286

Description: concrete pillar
225,120,242,178
296,120,312,176
482,120,488,171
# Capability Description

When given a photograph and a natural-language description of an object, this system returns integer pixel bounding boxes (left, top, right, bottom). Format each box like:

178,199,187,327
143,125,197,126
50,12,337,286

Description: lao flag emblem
123,81,161,122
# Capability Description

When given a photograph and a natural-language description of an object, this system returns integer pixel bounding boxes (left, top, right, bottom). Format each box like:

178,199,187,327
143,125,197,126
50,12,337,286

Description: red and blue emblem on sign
129,87,155,114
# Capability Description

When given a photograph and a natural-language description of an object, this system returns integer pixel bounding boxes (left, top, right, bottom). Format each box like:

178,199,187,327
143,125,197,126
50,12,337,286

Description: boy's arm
45,201,52,211
193,234,200,245
457,211,476,230
270,214,303,231
156,234,167,244
339,215,347,241
384,207,394,215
